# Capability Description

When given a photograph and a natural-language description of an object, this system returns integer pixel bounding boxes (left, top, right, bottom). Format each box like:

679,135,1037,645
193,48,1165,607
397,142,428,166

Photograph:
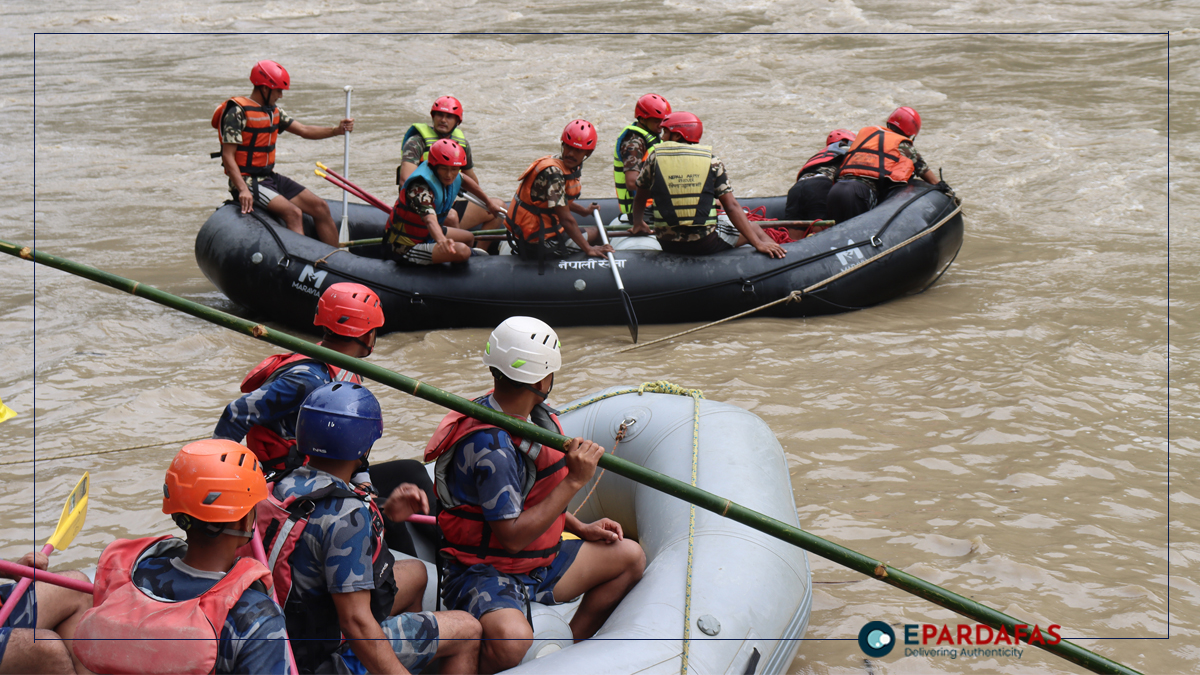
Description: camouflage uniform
274,465,439,674
0,582,37,665
219,103,306,204
131,539,290,675
438,395,584,619
401,135,474,171
617,134,650,175
635,150,734,244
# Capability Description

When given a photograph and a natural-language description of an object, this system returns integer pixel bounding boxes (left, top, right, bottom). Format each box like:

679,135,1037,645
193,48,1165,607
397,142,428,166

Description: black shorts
659,229,736,255
783,175,834,221
231,171,307,205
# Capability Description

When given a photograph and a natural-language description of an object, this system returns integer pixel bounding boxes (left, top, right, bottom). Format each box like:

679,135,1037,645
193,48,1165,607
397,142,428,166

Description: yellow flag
0,397,16,424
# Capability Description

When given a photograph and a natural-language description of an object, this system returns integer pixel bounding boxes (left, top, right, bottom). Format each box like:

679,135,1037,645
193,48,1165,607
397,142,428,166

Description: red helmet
825,129,856,146
887,106,921,138
431,96,463,122
428,139,467,167
163,440,268,523
561,119,597,151
314,282,384,337
635,94,672,121
660,112,703,143
249,60,290,90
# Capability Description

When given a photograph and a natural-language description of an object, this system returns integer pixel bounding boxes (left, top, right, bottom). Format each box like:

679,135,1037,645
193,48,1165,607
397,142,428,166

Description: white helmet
483,316,562,384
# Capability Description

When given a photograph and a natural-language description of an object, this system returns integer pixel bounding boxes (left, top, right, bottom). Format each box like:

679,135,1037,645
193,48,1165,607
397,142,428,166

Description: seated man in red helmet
386,139,505,265
397,96,506,232
505,120,613,262
628,112,786,258
613,93,672,221
826,106,954,224
263,381,481,674
74,440,290,675
0,551,92,674
426,316,646,673
213,59,354,246
783,129,856,224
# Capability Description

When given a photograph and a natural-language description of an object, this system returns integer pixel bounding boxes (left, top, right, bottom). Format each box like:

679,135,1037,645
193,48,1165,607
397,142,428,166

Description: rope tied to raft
570,421,626,517
0,434,211,467
612,200,963,355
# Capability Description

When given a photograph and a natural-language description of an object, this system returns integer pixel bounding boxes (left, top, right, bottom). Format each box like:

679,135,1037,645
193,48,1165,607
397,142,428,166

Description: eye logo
858,621,896,657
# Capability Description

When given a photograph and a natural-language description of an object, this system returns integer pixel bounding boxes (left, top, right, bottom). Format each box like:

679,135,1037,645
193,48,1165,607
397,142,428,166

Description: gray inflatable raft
404,387,812,674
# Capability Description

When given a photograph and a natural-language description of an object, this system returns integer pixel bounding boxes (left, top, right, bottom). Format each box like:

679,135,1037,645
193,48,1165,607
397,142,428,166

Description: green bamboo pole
2,238,1140,675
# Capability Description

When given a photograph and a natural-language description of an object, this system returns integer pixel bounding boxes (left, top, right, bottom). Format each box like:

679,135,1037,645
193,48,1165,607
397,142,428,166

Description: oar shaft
0,559,93,595
339,86,353,243
0,239,1143,675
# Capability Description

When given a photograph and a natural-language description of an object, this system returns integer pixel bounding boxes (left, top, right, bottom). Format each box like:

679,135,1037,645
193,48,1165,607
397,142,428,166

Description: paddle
315,164,391,213
0,560,93,595
338,86,353,243
0,472,88,624
594,210,638,343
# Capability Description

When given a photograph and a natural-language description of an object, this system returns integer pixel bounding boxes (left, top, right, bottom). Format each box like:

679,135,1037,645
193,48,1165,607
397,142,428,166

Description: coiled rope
558,380,705,674
613,201,963,355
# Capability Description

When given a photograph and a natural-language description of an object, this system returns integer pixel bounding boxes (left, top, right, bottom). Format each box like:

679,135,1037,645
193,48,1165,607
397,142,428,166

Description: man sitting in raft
74,440,290,675
628,112,785,258
397,96,502,231
214,60,354,246
783,128,855,223
385,139,505,265
613,93,671,222
506,120,613,261
825,106,956,224
263,381,481,674
425,316,646,673
0,552,93,674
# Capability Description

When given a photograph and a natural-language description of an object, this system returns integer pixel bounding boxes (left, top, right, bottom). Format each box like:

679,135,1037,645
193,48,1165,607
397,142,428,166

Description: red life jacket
837,125,916,184
796,147,844,181
211,96,282,177
240,475,397,672
239,353,361,472
505,156,582,245
424,397,569,573
74,536,273,675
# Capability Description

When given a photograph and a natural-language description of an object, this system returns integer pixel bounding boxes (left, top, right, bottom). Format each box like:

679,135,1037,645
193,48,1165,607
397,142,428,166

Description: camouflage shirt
220,101,294,146
636,147,733,243
528,155,571,208
132,539,290,675
404,177,439,217
401,134,474,170
443,394,528,521
618,133,650,173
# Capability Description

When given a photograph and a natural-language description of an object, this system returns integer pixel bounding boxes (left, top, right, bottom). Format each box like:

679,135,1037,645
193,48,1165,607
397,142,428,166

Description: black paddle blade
620,289,639,343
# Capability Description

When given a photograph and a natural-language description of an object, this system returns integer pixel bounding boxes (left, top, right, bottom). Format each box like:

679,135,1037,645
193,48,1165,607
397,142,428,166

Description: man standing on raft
213,59,353,246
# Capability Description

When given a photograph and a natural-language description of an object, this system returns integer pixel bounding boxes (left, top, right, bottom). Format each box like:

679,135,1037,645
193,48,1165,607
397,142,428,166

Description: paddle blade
46,472,89,552
621,289,639,343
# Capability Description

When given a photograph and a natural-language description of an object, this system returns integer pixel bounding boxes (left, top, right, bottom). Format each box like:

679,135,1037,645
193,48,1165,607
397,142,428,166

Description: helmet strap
352,335,374,357
519,373,553,401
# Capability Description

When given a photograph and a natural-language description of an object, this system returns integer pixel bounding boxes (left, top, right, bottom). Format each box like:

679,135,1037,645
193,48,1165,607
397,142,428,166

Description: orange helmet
163,439,268,524
314,282,384,337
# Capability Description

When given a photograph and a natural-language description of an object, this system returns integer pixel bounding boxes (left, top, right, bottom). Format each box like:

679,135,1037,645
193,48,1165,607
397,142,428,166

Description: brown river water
1,3,1194,674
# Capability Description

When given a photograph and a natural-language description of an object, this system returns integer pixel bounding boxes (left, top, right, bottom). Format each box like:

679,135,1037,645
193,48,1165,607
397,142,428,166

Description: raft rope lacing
558,380,704,675
612,199,963,355
0,434,211,467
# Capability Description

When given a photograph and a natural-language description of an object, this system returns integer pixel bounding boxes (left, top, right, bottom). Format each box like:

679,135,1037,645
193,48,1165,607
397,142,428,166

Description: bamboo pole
1,238,1141,675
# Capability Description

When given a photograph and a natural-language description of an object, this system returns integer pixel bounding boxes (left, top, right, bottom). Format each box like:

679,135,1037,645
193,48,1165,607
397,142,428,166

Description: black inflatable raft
195,186,963,334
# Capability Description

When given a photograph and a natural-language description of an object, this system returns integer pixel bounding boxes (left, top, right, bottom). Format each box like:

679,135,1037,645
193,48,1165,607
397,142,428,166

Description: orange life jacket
505,156,582,244
424,397,569,573
239,353,361,472
74,536,273,675
837,125,916,184
211,96,282,177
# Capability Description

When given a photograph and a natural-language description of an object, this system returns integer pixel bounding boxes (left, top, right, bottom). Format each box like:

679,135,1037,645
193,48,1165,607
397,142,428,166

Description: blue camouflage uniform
213,361,333,447
273,465,439,674
0,582,37,666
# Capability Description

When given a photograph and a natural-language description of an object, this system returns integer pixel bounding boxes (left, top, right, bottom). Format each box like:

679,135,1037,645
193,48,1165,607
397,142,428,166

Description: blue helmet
296,382,383,460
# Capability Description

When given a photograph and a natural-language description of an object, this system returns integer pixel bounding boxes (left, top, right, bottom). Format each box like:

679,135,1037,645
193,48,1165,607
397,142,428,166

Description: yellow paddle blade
46,472,89,552
0,397,15,424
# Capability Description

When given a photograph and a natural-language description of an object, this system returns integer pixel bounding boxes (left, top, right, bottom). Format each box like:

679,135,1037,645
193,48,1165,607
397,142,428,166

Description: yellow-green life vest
648,142,719,230
612,123,661,214
397,124,469,185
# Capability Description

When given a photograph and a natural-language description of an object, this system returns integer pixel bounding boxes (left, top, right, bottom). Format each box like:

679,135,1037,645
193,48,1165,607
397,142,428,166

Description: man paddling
73,440,289,675
505,120,613,262
425,316,646,673
628,112,785,258
213,59,353,246
397,96,503,232
262,381,481,674
0,552,92,674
